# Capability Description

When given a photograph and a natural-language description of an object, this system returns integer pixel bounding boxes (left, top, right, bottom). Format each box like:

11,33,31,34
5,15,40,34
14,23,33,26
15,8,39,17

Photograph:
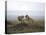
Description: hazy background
7,0,45,20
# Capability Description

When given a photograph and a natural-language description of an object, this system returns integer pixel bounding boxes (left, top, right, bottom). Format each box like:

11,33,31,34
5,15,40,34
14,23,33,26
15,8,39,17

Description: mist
7,0,45,20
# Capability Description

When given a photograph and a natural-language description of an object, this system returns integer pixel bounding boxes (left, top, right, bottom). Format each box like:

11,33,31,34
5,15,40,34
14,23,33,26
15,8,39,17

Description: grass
6,19,44,34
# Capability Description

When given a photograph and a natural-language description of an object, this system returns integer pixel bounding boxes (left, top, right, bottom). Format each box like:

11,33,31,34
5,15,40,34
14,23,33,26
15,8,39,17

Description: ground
6,18,44,34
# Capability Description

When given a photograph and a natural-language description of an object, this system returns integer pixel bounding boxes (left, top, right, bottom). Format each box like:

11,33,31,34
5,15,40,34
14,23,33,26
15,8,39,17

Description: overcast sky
7,0,45,17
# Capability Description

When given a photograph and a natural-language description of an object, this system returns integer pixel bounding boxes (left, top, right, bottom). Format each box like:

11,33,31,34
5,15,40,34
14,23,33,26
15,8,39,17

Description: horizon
7,0,45,21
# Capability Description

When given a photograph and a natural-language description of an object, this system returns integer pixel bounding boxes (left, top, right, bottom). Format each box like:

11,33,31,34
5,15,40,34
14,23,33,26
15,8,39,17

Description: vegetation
6,15,44,34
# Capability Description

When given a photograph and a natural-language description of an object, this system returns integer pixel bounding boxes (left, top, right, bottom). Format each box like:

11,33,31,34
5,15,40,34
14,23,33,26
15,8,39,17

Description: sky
7,0,45,20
